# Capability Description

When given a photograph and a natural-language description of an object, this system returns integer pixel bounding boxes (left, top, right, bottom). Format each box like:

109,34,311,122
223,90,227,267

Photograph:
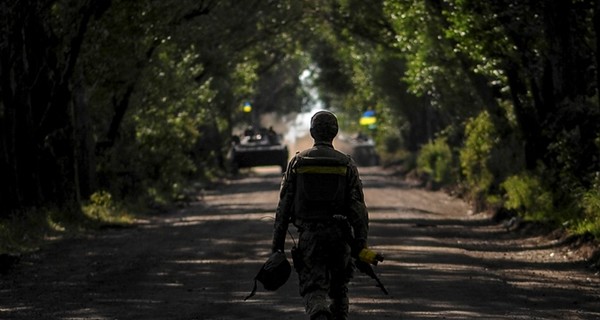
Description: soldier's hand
358,248,384,265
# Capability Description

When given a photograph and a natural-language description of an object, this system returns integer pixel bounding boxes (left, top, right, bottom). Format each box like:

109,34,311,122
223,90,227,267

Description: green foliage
383,0,481,122
501,173,554,221
0,192,132,254
443,1,523,83
76,0,311,209
460,111,496,196
0,210,53,254
383,1,430,94
371,54,437,151
131,51,208,204
82,191,132,225
382,134,403,155
575,174,600,237
3,0,600,243
417,137,455,186
371,114,414,170
458,110,525,210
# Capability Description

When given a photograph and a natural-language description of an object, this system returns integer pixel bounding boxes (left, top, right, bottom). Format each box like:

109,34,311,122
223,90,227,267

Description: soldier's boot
311,311,331,320
305,290,332,320
329,302,348,320
329,296,349,320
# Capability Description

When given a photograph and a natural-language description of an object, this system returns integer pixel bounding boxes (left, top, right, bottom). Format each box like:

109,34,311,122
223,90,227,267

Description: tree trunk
504,63,543,170
0,0,109,216
72,71,96,202
594,0,600,108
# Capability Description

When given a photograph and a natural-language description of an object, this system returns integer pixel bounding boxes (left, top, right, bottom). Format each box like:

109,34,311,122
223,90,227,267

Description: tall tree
0,0,109,216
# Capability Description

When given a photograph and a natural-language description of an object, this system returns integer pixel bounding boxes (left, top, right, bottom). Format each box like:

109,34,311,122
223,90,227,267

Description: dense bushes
576,174,600,237
459,111,497,207
501,173,554,222
416,137,455,188
415,109,600,238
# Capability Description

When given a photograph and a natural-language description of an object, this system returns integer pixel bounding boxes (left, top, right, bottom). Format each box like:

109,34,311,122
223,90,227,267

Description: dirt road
2,166,600,319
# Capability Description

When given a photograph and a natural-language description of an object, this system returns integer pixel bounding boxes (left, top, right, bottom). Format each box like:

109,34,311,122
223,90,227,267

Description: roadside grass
0,191,134,255
574,187,600,238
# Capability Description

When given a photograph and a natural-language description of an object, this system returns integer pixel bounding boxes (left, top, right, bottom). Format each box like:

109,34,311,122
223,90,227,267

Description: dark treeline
1,0,599,238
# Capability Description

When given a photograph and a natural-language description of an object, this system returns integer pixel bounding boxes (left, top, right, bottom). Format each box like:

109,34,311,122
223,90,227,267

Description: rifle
355,259,389,295
333,215,389,295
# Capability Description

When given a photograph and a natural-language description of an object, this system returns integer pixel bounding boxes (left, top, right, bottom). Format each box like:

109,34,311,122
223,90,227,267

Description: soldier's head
310,111,338,142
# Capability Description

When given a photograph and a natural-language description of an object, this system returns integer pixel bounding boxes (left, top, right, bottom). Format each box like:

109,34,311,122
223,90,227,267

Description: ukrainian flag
359,110,376,126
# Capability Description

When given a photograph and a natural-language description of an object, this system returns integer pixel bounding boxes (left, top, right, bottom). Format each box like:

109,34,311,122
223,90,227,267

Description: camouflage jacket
271,142,369,252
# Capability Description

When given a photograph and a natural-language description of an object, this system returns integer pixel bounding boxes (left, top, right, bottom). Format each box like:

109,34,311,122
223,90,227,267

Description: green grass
0,191,134,255
572,187,600,238
81,191,134,225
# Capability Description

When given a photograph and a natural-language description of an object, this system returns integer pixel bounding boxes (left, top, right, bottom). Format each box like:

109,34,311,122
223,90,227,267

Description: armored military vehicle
229,128,289,174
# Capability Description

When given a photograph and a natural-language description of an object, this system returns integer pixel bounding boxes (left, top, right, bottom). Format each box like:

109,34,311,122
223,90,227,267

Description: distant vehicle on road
338,132,380,167
351,141,380,166
229,127,289,174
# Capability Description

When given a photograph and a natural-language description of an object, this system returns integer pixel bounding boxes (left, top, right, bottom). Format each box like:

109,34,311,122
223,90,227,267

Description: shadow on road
1,167,599,319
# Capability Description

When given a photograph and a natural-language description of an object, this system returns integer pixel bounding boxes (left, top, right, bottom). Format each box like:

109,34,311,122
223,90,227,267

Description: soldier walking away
271,111,371,320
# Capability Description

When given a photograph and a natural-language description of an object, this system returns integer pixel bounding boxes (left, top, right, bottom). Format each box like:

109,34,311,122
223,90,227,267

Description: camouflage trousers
295,223,353,319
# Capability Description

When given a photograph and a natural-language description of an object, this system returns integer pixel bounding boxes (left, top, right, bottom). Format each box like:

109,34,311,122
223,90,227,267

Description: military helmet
310,111,338,142
244,251,291,300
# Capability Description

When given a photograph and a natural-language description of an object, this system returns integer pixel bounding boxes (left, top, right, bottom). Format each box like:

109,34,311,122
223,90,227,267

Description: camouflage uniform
272,111,369,320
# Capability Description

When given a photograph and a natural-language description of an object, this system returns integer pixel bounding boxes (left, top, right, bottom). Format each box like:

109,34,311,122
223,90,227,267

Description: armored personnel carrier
229,128,289,174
